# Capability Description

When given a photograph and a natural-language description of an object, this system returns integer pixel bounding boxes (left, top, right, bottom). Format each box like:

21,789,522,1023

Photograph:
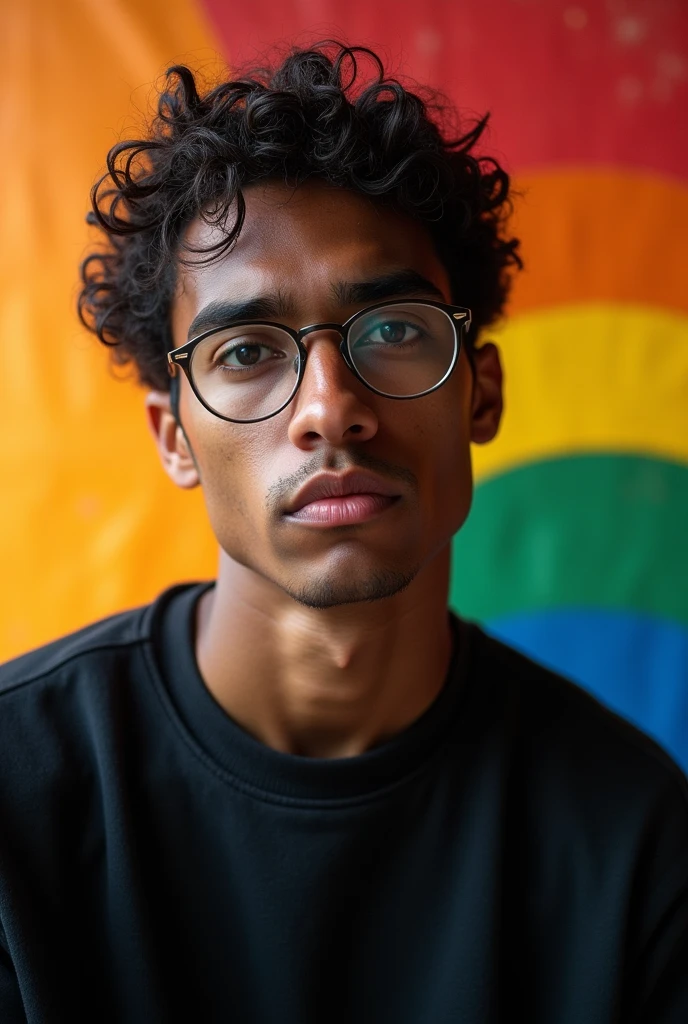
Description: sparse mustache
265,450,417,513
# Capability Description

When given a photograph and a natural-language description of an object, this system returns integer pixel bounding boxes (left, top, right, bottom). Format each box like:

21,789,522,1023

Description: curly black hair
78,42,521,392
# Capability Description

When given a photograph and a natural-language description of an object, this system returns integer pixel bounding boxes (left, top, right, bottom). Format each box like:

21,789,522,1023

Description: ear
145,391,200,489
469,342,504,445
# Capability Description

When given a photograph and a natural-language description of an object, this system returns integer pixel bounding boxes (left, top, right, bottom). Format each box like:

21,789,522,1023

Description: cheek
414,377,474,532
184,414,266,538
189,414,306,570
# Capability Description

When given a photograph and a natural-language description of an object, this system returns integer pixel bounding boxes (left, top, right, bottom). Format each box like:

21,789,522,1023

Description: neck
195,549,455,759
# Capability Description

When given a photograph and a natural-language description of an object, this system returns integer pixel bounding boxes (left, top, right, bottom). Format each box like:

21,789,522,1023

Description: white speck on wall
613,15,647,46
651,51,687,103
415,28,443,58
563,6,589,31
656,51,687,81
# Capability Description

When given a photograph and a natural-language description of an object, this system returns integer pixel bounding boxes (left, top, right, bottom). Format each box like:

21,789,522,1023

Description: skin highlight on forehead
172,180,453,344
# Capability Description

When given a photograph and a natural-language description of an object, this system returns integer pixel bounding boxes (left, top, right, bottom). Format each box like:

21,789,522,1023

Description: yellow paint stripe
508,170,688,317
473,303,688,483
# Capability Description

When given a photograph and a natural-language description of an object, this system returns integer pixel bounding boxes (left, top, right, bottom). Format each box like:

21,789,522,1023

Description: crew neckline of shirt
149,582,475,805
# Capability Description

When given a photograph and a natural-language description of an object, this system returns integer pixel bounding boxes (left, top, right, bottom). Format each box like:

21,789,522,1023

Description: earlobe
469,342,504,445
145,391,200,489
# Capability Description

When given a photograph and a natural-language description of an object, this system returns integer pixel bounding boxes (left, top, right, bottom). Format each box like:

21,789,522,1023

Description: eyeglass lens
189,302,458,422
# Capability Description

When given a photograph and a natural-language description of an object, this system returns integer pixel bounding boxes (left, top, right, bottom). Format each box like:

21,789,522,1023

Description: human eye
217,342,275,368
355,318,425,349
212,333,288,372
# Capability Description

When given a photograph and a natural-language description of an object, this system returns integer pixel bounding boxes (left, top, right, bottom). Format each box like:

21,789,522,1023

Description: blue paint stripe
484,608,688,775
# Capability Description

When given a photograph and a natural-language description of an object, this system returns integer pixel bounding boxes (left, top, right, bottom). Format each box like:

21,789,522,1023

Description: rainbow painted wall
2,1,687,769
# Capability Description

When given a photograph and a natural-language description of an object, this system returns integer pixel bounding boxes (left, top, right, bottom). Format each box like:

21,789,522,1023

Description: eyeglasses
167,299,472,424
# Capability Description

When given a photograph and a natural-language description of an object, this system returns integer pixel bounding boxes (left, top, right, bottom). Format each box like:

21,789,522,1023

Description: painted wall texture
2,0,687,768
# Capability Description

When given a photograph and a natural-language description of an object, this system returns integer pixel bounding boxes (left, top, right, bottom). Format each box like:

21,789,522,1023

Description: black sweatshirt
0,582,687,1023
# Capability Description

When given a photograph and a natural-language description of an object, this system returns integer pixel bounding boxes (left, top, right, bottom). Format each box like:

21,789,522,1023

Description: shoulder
0,584,206,790
0,582,204,705
467,622,688,820
0,602,152,700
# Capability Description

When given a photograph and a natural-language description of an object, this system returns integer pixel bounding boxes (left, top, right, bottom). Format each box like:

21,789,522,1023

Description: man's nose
286,332,379,449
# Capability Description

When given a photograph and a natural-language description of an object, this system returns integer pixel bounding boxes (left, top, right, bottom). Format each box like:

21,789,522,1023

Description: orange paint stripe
507,169,688,317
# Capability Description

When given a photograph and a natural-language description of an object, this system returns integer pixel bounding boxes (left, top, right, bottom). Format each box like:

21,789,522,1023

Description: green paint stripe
450,454,688,627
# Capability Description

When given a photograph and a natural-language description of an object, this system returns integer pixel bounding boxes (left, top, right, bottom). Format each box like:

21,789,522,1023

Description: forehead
172,180,450,331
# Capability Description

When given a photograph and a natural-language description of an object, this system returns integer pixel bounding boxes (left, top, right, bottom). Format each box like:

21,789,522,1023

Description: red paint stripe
199,0,688,180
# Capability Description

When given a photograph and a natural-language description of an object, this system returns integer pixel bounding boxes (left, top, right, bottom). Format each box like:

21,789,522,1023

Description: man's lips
283,471,402,525
287,493,398,526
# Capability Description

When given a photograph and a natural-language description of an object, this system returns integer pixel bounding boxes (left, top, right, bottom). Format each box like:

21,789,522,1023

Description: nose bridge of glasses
297,322,346,346
295,323,354,387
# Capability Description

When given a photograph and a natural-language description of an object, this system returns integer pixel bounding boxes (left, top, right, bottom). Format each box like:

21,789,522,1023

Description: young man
0,43,686,1023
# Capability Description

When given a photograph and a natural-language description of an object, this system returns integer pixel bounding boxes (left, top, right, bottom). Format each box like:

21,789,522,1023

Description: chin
282,565,420,609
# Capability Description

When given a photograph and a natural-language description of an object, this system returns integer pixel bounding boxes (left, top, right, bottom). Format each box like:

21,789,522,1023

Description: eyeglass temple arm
168,351,190,376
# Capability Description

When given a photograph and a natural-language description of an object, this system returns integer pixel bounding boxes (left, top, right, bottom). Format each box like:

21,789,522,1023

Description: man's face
156,179,502,608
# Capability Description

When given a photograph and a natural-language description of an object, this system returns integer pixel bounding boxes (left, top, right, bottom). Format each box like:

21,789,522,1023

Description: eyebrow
332,270,445,306
187,293,297,339
186,269,446,340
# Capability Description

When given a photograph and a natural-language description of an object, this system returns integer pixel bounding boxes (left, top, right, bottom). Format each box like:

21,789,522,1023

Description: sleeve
625,774,688,1024
0,932,26,1023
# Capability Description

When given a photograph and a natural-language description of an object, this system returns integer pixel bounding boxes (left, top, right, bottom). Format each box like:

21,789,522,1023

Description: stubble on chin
281,565,420,609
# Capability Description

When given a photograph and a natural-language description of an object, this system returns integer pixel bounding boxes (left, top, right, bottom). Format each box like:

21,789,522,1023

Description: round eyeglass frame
167,298,472,424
